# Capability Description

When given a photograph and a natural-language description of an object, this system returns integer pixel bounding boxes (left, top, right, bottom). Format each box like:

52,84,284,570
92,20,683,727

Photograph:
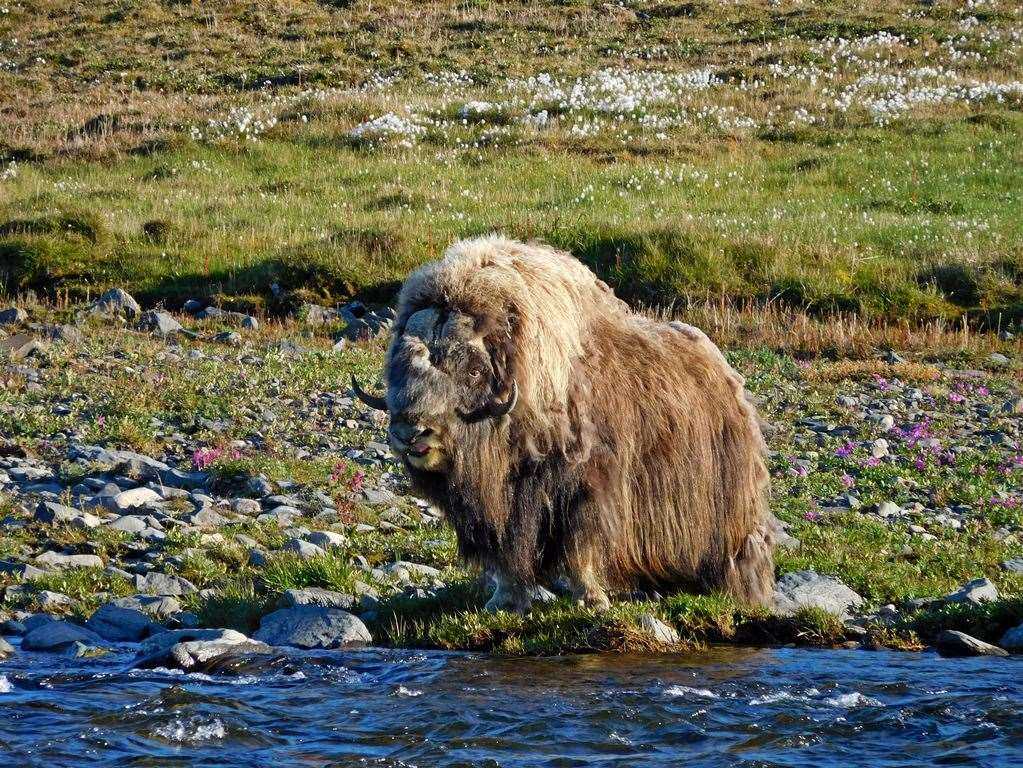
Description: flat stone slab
35,551,104,570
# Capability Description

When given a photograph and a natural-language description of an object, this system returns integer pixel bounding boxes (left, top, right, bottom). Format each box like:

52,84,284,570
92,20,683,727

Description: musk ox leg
483,568,534,614
566,549,611,612
723,520,776,607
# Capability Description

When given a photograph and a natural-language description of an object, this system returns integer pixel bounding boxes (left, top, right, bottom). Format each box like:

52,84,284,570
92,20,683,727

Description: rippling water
1,644,1020,767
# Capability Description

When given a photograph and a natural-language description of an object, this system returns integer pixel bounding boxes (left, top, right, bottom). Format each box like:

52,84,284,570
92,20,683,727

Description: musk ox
353,236,774,613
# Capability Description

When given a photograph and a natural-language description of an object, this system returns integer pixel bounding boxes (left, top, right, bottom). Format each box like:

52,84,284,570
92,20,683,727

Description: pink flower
349,470,366,493
835,442,854,459
914,455,927,471
96,415,106,427
949,391,965,403
840,473,854,488
803,510,821,522
192,447,224,471
863,456,881,468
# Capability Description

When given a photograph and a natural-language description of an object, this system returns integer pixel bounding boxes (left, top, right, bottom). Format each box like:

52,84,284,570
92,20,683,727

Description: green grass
0,1,1021,322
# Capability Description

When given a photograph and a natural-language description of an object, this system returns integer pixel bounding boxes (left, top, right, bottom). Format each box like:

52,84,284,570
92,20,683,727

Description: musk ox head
352,305,517,472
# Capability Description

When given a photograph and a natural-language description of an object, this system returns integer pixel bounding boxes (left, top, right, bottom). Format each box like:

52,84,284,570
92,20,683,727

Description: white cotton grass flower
349,113,426,148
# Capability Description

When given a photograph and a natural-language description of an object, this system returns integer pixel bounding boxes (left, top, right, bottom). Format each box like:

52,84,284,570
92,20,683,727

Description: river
1,644,1020,766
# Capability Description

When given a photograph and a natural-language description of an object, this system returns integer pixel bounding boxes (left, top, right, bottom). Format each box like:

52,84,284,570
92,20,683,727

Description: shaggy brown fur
378,235,774,611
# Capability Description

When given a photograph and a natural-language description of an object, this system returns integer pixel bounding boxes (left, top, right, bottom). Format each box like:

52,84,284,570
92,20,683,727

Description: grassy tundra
0,1,1022,656
0,0,1021,323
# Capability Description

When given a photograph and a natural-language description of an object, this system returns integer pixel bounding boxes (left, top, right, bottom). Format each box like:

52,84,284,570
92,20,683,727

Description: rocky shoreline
1,290,1022,668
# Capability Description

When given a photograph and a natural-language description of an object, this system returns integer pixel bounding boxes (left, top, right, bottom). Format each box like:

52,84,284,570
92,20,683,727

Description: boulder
0,333,45,361
86,601,159,642
304,531,347,550
22,620,104,652
134,628,270,670
773,570,864,619
91,288,140,319
935,630,1008,658
0,636,14,658
283,538,325,561
0,306,27,326
138,310,183,336
943,578,999,606
999,623,1023,652
253,606,372,649
135,572,197,596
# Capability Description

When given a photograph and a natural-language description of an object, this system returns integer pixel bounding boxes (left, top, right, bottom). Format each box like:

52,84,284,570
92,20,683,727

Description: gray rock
37,590,75,610
876,501,902,518
213,331,242,347
91,288,141,319
188,507,230,528
943,578,999,606
35,501,101,528
283,538,325,560
0,636,14,658
22,620,104,652
383,561,441,582
278,587,358,611
104,487,162,512
0,332,45,361
35,551,104,569
108,515,149,533
0,559,45,579
304,531,346,550
1001,559,1023,574
135,572,197,596
0,306,27,326
1000,623,1023,652
259,505,301,526
362,488,397,506
86,601,159,642
253,606,372,649
773,570,864,619
231,498,262,515
134,628,270,669
989,353,1010,367
638,613,680,644
138,310,183,336
935,630,1008,658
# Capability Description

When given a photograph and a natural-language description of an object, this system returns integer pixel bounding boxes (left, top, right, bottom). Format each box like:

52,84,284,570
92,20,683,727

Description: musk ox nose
390,420,433,446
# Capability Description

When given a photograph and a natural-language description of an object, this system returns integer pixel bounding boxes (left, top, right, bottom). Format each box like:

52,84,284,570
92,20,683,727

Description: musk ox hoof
577,592,611,613
484,588,532,615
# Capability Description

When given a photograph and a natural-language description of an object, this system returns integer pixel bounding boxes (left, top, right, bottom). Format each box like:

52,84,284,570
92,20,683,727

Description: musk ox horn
351,375,387,411
458,380,518,423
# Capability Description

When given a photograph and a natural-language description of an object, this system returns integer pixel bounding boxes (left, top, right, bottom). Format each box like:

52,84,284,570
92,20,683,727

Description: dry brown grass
660,299,1021,359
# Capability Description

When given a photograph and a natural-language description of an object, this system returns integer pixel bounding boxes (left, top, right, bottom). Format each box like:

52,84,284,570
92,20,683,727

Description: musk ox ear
456,380,517,423
350,375,388,411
